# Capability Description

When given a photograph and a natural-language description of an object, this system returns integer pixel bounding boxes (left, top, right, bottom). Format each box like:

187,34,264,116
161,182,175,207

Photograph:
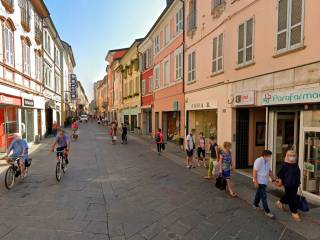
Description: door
236,109,249,169
148,111,152,134
274,112,300,173
46,108,53,135
37,110,42,138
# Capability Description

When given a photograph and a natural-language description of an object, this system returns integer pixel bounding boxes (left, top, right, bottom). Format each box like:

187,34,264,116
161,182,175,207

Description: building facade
94,77,107,118
151,0,184,142
139,38,153,136
120,39,143,131
185,0,320,200
77,80,89,114
0,0,49,152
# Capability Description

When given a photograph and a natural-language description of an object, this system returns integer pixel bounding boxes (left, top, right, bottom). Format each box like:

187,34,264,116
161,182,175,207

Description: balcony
187,11,197,36
1,0,14,13
35,26,42,45
21,9,30,32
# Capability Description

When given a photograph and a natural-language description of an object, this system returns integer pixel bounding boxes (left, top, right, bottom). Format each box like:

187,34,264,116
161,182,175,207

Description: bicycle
55,150,67,182
2,156,32,190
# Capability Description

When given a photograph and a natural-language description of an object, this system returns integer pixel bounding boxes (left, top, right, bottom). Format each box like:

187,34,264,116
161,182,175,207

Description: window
4,25,14,66
187,0,197,33
55,74,60,93
212,33,224,74
154,35,160,54
129,80,133,95
154,65,160,89
44,30,51,54
44,63,52,88
163,57,170,86
277,0,304,52
164,24,170,45
142,79,146,96
35,53,41,81
238,18,254,66
20,0,30,31
22,42,30,75
175,8,183,34
174,46,183,80
148,76,153,93
135,77,139,94
188,51,196,82
55,47,60,67
147,48,152,68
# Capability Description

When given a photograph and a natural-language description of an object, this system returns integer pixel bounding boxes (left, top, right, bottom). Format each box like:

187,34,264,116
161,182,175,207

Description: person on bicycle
51,129,70,164
6,133,29,177
71,119,79,135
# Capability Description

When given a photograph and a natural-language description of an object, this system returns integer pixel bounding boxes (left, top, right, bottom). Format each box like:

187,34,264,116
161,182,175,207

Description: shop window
276,0,304,53
303,111,320,128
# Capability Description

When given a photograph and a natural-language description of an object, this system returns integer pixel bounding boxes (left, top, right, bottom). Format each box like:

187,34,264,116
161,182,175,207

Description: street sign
70,74,78,100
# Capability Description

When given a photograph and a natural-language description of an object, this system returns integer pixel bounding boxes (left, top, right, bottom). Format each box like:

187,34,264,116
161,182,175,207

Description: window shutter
277,0,289,51
290,0,303,47
192,52,196,81
238,23,245,64
246,18,253,62
212,37,217,73
218,34,223,71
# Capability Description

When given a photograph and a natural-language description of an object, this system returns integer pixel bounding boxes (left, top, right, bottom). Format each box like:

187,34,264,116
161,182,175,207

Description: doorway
46,108,53,136
274,112,300,173
236,109,249,169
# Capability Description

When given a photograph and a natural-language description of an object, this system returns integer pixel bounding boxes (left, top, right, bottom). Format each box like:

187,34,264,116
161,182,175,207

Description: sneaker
265,212,275,219
292,213,301,222
252,205,260,210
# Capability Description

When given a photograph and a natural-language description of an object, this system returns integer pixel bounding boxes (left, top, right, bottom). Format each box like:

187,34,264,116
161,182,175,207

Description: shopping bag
215,176,226,190
297,188,309,212
113,136,117,141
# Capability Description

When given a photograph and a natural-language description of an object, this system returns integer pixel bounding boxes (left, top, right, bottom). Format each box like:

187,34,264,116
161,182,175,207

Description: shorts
186,149,194,157
197,148,205,158
56,146,67,157
222,170,231,179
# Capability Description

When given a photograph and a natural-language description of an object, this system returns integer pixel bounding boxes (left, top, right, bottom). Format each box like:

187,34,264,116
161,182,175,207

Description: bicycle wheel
5,166,15,190
56,161,62,182
62,157,67,173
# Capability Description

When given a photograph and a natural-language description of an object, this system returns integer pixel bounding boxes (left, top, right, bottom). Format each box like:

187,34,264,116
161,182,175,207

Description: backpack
156,133,161,142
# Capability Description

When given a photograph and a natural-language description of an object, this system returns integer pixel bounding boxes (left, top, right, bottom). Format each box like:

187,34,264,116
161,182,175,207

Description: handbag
215,175,226,190
297,187,309,212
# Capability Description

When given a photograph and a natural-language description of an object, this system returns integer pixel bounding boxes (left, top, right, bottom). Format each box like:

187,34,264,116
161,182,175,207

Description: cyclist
51,129,70,164
6,133,29,178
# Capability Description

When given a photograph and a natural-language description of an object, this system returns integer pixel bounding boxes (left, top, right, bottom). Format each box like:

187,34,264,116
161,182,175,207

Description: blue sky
44,0,166,100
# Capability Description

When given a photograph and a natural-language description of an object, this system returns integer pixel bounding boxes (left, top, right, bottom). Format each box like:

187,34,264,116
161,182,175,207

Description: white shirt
186,134,194,150
253,157,271,185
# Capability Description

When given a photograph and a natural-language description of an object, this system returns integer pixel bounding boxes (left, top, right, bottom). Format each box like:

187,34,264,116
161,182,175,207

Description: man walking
185,129,195,169
253,150,276,219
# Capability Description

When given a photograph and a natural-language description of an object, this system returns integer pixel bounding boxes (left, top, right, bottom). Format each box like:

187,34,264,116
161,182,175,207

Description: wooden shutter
290,0,303,47
238,23,245,64
218,33,223,71
277,0,289,51
188,53,192,82
212,37,217,73
192,51,196,81
245,18,253,62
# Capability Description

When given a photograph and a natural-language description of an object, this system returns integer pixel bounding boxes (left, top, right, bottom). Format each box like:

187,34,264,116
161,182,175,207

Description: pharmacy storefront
263,87,320,199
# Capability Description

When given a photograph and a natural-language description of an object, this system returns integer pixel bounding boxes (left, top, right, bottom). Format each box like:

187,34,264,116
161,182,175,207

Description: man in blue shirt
52,129,70,164
253,150,276,219
7,133,29,177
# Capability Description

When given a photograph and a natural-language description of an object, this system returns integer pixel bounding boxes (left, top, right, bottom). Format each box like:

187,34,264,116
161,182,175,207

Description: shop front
0,94,21,155
141,106,152,135
262,87,320,200
162,110,181,142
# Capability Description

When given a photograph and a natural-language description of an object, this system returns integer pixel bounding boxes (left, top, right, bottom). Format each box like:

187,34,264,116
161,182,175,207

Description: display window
0,107,19,155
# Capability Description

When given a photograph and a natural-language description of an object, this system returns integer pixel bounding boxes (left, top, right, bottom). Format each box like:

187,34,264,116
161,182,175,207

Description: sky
44,0,166,101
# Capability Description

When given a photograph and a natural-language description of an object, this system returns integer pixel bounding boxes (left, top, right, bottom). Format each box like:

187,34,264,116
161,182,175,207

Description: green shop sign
262,88,320,105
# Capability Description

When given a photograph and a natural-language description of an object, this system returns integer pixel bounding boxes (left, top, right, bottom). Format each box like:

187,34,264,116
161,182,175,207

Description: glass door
303,131,320,195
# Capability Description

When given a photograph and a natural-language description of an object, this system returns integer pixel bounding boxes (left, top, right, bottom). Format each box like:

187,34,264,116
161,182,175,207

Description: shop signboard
70,74,78,100
262,88,320,106
234,91,255,106
0,94,21,106
23,99,34,107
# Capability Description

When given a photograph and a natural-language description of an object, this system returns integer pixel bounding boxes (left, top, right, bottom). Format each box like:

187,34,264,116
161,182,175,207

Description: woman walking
110,122,117,145
197,132,206,167
276,150,301,221
219,142,237,197
155,128,164,154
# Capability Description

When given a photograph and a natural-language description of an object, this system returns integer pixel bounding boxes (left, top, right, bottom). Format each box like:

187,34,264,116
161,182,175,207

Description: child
197,132,206,167
204,136,219,180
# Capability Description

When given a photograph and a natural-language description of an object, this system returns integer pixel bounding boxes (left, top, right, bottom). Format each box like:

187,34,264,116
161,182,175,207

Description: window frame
154,35,160,54
35,52,41,81
3,24,14,66
163,56,170,86
141,79,146,96
187,51,196,83
237,17,254,67
276,0,305,54
154,64,160,89
22,41,31,75
164,24,170,46
175,8,183,35
174,46,183,81
212,33,224,74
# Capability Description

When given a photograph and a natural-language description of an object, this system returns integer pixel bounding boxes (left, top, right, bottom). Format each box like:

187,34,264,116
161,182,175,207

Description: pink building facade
185,0,320,200
150,0,185,142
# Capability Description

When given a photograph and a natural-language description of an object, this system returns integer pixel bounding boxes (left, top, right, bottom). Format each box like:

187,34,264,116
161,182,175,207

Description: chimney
166,0,174,6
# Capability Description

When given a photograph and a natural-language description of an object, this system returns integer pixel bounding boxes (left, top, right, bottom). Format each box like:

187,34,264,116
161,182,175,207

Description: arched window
3,18,16,66
21,36,31,75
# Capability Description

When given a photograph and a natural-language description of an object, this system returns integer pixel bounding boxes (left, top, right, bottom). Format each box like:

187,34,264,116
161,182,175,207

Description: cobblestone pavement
0,124,309,240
